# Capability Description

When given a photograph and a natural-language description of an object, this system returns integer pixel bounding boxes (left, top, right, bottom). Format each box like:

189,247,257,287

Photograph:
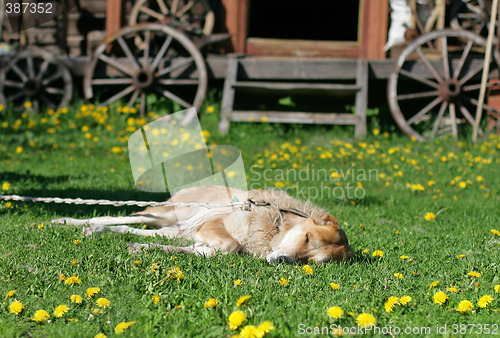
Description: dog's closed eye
305,233,310,244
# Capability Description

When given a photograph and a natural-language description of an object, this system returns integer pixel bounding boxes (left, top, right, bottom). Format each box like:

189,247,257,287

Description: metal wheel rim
388,29,500,141
83,23,207,123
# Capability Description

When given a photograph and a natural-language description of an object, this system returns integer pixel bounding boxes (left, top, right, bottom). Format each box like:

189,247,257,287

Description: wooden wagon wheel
450,0,494,35
129,0,214,36
83,23,207,122
0,47,73,111
388,29,500,141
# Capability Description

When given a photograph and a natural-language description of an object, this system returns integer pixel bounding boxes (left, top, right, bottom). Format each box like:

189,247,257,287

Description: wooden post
106,0,123,37
360,0,389,59
221,0,247,53
472,0,499,142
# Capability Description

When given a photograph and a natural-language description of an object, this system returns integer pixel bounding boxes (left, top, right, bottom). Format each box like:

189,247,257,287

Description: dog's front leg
128,242,216,256
81,225,181,238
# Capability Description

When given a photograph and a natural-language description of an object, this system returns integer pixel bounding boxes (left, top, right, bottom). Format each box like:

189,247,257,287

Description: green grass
0,99,499,337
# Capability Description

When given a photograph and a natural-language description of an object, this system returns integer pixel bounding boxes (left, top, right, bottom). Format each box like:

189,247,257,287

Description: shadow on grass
1,171,171,217
350,250,377,265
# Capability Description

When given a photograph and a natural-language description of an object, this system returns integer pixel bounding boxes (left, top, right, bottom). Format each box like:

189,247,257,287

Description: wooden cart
0,0,498,139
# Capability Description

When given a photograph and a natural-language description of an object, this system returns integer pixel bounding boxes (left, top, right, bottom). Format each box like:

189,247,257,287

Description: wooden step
233,81,360,96
230,111,360,125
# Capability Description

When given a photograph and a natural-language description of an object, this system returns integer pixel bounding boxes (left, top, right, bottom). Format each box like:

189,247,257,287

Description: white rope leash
0,194,246,209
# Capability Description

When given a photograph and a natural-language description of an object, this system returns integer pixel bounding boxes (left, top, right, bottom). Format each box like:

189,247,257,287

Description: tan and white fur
52,186,353,264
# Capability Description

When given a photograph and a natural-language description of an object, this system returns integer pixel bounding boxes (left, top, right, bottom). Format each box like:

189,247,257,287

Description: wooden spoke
441,36,450,79
99,85,136,107
171,0,180,14
139,6,164,20
415,46,443,83
42,72,62,86
38,59,50,78
158,79,199,85
155,86,191,108
143,30,151,69
457,100,484,136
449,103,458,140
458,63,484,85
151,35,173,70
430,102,448,140
407,97,442,125
128,89,140,107
26,56,35,78
156,0,168,14
453,40,473,79
91,78,133,85
157,57,193,76
397,90,440,101
3,80,24,88
46,87,67,95
98,54,134,76
117,36,141,70
11,64,28,82
177,0,196,17
399,69,439,89
462,81,497,92
8,91,24,102
140,92,147,115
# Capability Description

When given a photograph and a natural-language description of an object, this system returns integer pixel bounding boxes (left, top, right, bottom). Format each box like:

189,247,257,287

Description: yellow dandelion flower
96,298,110,308
204,298,218,308
372,250,384,257
152,295,161,304
330,283,340,290
166,266,185,280
86,287,101,298
64,276,81,285
430,280,439,288
491,229,500,236
356,313,376,328
446,287,459,293
228,310,247,330
399,296,412,305
494,285,500,293
236,295,251,307
6,290,15,297
239,325,257,338
467,271,482,278
2,182,11,190
234,279,243,286
327,306,344,319
257,321,275,336
478,295,494,308
70,294,83,304
32,309,50,322
424,212,436,221
94,333,107,338
302,265,313,275
9,301,24,315
37,223,44,229
114,321,135,334
394,273,403,279
59,274,66,281
73,239,81,245
54,304,70,318
206,106,215,113
400,255,409,260
16,146,23,154
433,292,448,305
458,181,467,189
384,296,399,313
457,254,466,259
457,300,474,313
279,277,289,285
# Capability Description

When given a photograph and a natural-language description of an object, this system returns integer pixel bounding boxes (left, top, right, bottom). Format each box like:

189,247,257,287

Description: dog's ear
321,214,338,226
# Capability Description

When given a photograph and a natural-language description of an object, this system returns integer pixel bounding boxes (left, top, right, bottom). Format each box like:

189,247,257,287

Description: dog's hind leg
82,224,181,238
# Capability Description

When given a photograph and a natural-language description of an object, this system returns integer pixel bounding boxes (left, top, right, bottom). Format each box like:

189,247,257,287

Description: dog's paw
127,242,147,254
82,224,106,237
51,217,78,225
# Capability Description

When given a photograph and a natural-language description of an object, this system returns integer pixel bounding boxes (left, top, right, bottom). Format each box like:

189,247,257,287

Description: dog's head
266,214,353,264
